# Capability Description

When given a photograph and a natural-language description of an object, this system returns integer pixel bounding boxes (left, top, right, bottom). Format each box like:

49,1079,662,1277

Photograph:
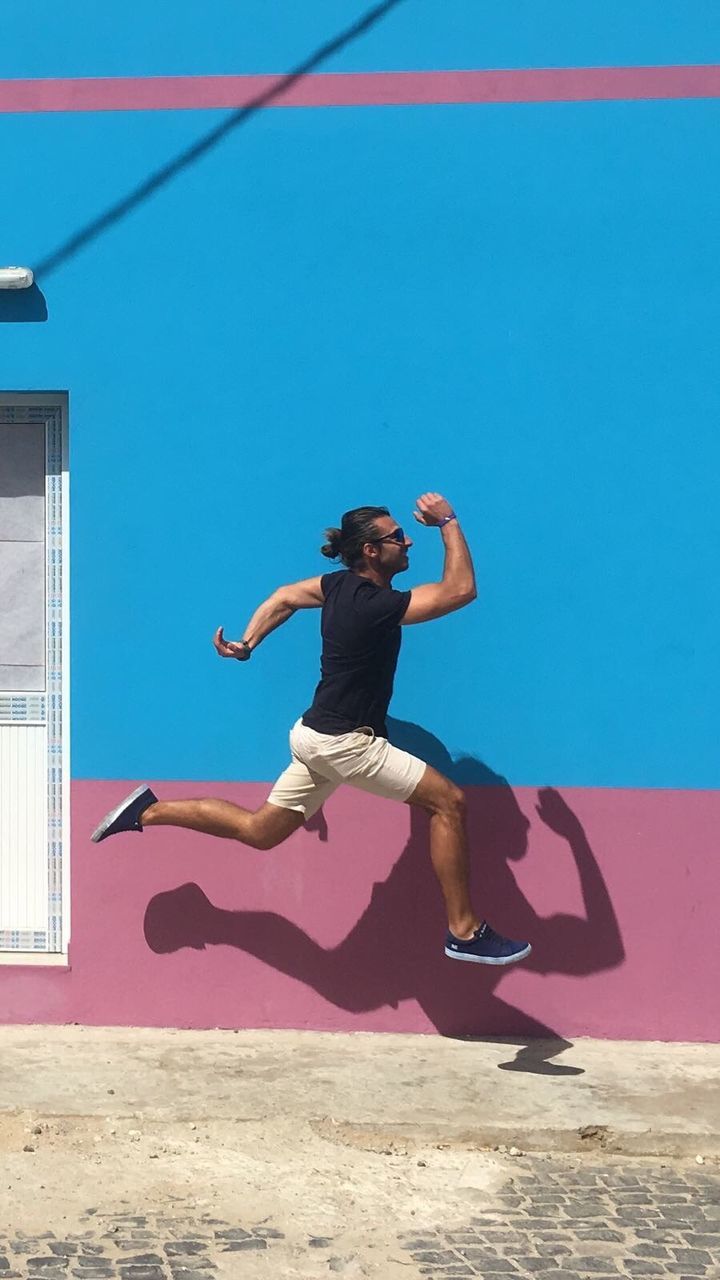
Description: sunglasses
372,527,406,545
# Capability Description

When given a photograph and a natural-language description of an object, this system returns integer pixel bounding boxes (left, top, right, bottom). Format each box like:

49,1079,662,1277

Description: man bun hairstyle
320,528,343,560
320,506,389,568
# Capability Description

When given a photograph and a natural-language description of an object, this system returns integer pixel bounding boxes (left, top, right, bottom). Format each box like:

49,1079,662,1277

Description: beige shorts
267,719,427,820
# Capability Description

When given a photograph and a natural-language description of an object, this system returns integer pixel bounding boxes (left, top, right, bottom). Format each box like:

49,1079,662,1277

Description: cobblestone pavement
400,1157,720,1279
1,1157,717,1279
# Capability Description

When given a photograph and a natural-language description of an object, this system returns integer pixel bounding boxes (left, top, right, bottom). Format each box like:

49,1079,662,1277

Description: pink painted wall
2,779,717,1042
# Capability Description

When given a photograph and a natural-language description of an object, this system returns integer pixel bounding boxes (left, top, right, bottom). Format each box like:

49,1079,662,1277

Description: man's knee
255,835,278,851
250,824,286,852
423,780,466,819
444,783,466,817
248,803,305,850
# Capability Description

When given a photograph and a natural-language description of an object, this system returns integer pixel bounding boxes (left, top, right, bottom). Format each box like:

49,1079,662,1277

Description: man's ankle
449,917,481,941
141,803,158,827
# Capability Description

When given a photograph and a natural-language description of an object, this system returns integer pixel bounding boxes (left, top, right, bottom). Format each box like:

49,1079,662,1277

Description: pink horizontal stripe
1,65,720,114
4,779,718,1041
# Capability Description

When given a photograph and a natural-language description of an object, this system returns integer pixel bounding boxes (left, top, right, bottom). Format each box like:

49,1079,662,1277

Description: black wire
33,0,407,280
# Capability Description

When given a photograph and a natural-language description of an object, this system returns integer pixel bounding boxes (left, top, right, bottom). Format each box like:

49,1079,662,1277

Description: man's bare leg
141,799,305,849
405,765,479,939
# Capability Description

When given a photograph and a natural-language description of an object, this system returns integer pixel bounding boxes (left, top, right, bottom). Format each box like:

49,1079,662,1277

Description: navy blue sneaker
91,785,158,844
445,921,531,966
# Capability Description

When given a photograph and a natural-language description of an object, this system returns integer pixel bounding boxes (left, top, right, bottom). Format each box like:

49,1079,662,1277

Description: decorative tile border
0,695,46,724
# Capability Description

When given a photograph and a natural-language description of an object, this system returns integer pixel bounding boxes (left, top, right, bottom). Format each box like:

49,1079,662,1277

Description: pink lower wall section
1,780,718,1041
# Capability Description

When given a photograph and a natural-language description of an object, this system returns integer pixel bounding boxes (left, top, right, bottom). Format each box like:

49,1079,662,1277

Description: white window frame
0,392,70,964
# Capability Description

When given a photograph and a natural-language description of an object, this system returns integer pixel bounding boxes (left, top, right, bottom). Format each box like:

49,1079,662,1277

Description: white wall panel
0,398,67,955
0,542,46,682
0,423,45,539
0,724,48,931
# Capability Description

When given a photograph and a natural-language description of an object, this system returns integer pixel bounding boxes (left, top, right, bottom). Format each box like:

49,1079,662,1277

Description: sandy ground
1,1027,718,1276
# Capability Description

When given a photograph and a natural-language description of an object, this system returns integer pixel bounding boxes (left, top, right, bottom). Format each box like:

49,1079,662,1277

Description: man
92,492,530,966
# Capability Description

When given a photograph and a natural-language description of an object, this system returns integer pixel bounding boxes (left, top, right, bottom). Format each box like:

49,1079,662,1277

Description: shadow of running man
144,719,624,1072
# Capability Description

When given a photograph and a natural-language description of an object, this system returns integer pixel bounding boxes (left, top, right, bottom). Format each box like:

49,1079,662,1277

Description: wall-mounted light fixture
0,267,34,290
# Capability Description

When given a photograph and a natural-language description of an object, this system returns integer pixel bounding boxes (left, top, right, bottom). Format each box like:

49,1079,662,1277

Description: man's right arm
402,495,476,625
213,576,325,658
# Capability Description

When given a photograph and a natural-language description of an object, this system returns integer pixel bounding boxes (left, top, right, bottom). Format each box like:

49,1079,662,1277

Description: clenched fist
412,492,455,527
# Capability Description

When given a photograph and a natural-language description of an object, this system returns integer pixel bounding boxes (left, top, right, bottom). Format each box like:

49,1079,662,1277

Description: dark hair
321,506,389,568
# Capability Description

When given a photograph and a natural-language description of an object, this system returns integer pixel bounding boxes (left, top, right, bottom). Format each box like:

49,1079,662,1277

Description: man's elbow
271,586,298,613
444,584,477,610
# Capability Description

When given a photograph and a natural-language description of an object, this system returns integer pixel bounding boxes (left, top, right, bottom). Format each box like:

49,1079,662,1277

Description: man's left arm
213,577,324,660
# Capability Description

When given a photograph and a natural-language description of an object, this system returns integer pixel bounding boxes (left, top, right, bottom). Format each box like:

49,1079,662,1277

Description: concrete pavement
0,1028,718,1278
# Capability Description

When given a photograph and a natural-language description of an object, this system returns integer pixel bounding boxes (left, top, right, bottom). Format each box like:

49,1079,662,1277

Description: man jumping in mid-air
92,492,531,966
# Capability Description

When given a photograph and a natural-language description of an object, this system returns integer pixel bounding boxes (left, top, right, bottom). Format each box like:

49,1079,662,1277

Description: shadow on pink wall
143,720,625,1073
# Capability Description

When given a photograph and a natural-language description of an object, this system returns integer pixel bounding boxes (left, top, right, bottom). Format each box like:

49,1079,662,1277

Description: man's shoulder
321,569,349,591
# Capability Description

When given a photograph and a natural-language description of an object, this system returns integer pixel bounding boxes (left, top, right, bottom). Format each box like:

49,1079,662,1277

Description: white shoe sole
444,943,532,966
91,784,150,843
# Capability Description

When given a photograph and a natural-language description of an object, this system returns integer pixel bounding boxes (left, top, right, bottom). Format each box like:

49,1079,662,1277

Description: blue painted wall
2,5,719,788
4,1,720,75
